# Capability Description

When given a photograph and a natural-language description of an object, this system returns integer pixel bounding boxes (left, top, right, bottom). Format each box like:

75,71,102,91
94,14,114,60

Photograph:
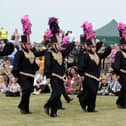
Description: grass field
0,93,126,126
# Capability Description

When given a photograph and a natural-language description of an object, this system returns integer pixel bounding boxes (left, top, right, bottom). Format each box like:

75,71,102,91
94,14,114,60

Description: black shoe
44,107,49,115
67,98,73,103
60,107,65,110
19,109,32,114
50,113,57,117
26,111,32,114
82,106,87,112
88,110,98,112
117,104,126,109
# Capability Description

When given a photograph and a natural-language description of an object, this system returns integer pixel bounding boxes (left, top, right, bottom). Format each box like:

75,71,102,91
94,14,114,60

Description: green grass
0,93,126,126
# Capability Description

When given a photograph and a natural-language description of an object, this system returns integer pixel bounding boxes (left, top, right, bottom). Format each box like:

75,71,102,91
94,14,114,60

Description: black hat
80,34,85,44
51,35,58,43
120,38,126,45
86,39,96,47
21,35,27,43
86,39,93,46
48,17,60,34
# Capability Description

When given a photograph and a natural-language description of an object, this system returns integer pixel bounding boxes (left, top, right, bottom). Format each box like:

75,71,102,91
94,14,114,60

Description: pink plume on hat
62,36,69,45
118,22,126,31
86,23,93,32
21,15,32,36
81,21,88,28
121,29,126,39
86,31,95,40
117,22,126,39
81,21,93,32
44,29,52,39
48,17,58,25
81,21,95,41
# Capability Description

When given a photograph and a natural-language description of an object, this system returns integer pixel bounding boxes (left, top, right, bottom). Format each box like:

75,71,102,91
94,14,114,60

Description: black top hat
21,35,27,43
51,35,58,43
120,38,126,45
80,34,85,44
86,39,93,46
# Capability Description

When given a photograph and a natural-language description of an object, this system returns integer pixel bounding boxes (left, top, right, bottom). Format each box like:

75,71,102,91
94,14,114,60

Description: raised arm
98,46,112,59
62,42,75,57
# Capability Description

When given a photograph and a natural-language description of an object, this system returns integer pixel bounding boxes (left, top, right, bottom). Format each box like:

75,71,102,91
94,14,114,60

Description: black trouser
44,77,63,115
61,82,71,103
18,90,31,112
18,75,34,112
78,77,98,112
116,75,126,107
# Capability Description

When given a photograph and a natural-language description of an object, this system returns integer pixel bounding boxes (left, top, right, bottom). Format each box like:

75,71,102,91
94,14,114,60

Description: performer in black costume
43,34,76,117
78,39,111,112
12,35,45,114
112,22,126,108
77,21,111,112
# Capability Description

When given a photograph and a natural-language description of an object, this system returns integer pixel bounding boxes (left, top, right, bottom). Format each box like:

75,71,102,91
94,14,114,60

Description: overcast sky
0,0,126,42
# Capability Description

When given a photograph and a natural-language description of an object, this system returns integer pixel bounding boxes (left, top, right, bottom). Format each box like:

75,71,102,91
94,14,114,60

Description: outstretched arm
98,46,112,59
62,42,75,57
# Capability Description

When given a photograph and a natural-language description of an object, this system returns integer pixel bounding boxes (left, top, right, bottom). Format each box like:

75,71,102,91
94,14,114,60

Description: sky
0,0,126,42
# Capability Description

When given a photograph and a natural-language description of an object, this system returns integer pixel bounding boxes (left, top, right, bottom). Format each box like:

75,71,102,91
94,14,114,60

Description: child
98,74,109,96
33,67,50,95
0,74,7,93
0,69,7,93
108,73,121,96
5,76,20,96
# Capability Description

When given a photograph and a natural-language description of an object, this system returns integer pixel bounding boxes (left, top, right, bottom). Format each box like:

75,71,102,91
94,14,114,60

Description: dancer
112,22,126,108
77,21,111,112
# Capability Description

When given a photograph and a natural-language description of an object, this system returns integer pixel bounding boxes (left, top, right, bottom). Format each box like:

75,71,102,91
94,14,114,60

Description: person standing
112,22,126,108
77,21,111,112
0,27,14,57
43,34,75,117
11,35,45,114
11,28,20,50
0,27,8,43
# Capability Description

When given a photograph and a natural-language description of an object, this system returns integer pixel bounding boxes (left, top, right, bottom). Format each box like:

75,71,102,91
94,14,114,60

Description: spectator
5,76,20,97
65,66,82,94
0,27,8,43
108,72,121,96
67,31,75,43
11,28,20,50
0,69,7,93
98,74,109,96
33,67,51,95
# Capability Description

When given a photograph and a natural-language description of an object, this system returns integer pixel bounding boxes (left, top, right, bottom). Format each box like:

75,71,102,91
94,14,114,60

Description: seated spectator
5,76,20,97
0,69,7,93
33,67,51,95
65,75,73,93
65,66,82,94
108,72,121,96
98,74,109,96
106,68,113,84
